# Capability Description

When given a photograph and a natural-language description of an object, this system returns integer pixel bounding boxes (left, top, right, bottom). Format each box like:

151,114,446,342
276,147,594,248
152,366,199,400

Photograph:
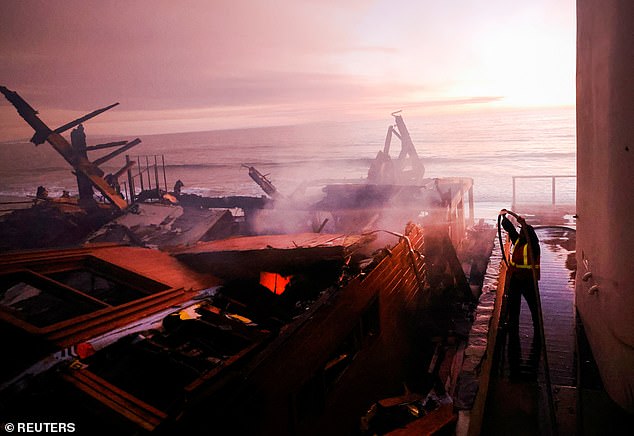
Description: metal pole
154,155,160,193
145,156,151,189
126,155,135,204
552,176,556,207
137,156,144,191
162,154,168,193
512,177,517,211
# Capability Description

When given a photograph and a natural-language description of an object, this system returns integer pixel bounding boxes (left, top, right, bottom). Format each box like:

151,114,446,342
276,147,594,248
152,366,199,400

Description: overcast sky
0,0,576,141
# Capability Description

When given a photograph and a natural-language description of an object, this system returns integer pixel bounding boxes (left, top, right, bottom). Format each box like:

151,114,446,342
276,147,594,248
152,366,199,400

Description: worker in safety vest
500,209,541,379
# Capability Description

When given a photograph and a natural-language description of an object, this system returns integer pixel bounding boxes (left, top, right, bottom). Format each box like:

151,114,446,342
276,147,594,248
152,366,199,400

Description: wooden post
70,124,96,207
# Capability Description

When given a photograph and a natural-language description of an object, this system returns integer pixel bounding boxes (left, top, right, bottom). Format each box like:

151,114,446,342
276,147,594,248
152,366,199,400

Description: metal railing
124,154,169,204
512,175,576,210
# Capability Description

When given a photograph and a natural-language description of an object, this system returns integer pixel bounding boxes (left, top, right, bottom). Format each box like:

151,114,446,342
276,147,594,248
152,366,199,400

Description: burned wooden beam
242,164,284,199
52,102,120,136
178,193,272,210
0,85,49,145
0,86,128,210
85,140,128,152
62,370,167,431
173,232,374,279
112,160,136,180
93,138,141,166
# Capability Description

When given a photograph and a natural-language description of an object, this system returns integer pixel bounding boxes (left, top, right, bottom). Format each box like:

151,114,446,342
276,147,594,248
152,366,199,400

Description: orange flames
260,271,291,295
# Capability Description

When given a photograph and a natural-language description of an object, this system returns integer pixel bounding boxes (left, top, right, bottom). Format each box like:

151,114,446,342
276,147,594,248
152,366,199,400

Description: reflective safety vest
509,241,540,270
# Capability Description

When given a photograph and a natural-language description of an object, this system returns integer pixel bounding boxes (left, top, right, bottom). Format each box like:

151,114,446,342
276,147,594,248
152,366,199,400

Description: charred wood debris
0,87,495,435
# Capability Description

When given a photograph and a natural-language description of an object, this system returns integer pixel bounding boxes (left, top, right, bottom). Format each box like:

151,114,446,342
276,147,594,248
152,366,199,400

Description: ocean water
0,106,576,220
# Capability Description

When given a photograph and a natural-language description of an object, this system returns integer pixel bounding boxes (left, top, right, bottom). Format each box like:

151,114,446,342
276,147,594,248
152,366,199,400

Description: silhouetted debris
0,201,117,250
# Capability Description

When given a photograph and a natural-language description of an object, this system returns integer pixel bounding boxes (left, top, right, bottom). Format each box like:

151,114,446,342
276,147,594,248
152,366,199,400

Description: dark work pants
506,271,541,374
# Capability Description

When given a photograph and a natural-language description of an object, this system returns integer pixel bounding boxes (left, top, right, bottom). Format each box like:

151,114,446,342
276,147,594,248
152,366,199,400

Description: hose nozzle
500,208,520,219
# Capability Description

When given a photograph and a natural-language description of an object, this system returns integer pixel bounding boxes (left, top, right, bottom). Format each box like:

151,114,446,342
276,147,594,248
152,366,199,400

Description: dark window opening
0,256,171,330
84,334,203,411
47,270,148,306
0,272,105,327
0,371,143,435
84,309,266,411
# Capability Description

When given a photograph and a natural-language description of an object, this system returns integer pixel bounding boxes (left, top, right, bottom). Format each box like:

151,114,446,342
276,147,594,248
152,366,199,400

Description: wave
160,151,575,171
162,163,237,170
162,158,375,171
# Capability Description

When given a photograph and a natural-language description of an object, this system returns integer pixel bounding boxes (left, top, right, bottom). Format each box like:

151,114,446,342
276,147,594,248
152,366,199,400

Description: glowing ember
260,271,291,295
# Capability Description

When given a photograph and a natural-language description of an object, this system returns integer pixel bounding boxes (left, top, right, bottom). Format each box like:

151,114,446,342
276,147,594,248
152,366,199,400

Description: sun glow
0,1,576,140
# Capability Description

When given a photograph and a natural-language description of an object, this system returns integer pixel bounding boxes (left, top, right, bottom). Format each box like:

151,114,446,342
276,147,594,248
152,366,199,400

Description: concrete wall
576,0,634,413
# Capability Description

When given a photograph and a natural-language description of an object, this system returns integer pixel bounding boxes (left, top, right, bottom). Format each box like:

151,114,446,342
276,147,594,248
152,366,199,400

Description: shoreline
0,194,557,224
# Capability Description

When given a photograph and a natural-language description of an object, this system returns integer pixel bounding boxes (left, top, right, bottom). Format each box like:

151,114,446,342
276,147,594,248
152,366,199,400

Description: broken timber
173,232,373,279
242,164,284,199
0,86,138,210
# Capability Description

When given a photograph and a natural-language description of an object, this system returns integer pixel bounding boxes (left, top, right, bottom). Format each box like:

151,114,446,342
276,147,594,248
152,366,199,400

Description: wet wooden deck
482,226,577,436
532,227,577,387
461,202,629,435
